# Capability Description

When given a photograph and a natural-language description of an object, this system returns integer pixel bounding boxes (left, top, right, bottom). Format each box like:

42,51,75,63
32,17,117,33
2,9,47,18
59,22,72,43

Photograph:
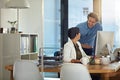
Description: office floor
44,77,60,80
43,72,120,80
44,72,59,78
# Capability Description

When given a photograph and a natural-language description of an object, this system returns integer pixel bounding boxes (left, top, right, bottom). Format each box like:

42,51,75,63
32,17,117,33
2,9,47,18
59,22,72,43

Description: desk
5,64,120,80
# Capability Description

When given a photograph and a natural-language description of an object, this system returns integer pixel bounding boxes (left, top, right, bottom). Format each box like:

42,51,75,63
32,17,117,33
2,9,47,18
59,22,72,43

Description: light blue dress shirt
76,21,103,48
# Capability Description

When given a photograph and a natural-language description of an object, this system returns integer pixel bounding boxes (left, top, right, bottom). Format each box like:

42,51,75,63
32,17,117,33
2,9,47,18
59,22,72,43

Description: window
68,0,93,27
44,0,61,56
102,0,120,49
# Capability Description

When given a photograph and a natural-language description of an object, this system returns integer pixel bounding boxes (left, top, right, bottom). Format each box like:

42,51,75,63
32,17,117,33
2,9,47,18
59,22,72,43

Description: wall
0,0,7,8
0,0,7,28
19,0,43,48
93,0,102,22
1,9,17,28
0,34,3,80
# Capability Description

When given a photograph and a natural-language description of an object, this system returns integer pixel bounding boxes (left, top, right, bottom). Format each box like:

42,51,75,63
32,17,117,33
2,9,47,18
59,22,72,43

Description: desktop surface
107,61,120,72
5,62,120,80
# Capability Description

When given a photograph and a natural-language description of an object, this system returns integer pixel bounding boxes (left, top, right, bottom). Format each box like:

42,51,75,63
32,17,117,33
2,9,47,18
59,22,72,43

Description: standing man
76,12,103,56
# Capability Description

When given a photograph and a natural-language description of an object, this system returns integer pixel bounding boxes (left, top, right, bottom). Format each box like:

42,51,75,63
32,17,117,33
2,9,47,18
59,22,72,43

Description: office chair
60,63,92,80
13,60,44,80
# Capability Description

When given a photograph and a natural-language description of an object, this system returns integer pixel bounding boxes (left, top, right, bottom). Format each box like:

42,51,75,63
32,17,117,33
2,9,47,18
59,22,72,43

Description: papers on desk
39,60,63,66
104,62,120,72
38,56,63,66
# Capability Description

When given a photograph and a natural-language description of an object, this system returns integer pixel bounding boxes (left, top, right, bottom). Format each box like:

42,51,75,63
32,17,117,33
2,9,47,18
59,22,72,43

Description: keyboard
108,61,120,71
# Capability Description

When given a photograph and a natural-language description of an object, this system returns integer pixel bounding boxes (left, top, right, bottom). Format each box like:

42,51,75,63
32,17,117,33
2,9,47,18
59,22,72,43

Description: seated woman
63,27,89,63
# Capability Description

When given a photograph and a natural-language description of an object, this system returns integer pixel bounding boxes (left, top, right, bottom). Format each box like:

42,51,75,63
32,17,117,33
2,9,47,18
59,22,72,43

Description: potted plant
8,21,17,33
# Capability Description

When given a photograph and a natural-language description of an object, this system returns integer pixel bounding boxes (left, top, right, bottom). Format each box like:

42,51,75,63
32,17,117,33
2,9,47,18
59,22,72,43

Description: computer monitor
95,31,114,57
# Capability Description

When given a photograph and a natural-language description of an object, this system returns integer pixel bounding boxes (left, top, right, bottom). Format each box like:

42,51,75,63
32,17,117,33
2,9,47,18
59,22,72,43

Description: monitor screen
95,31,114,57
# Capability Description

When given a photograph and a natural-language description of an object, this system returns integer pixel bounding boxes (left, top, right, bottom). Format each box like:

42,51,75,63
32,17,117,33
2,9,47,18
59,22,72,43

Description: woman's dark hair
68,27,80,39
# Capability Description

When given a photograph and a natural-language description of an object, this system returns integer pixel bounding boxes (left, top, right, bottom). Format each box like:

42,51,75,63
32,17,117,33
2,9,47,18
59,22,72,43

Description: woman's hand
81,44,92,48
71,59,81,63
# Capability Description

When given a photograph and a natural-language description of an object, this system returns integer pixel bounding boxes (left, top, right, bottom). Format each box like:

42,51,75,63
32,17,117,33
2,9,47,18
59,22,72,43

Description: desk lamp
5,0,30,32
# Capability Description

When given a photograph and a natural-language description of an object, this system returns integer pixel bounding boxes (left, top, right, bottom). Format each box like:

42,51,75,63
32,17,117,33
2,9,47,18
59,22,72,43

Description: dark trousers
82,48,93,56
91,73,101,80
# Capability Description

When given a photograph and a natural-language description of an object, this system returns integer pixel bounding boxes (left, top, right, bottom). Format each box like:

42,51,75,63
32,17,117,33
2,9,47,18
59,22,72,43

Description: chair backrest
60,63,92,80
13,60,43,80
